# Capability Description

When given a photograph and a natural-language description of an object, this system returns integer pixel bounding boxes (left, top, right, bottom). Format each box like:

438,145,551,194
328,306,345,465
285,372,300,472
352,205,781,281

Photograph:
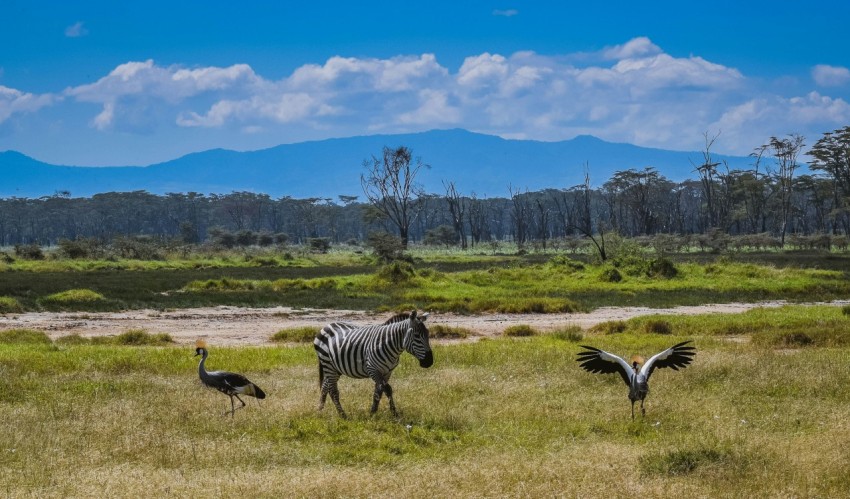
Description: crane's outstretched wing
576,346,633,386
641,341,696,379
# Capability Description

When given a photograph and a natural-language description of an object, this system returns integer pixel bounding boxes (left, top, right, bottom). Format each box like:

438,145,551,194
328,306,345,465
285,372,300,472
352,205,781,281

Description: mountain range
0,129,754,199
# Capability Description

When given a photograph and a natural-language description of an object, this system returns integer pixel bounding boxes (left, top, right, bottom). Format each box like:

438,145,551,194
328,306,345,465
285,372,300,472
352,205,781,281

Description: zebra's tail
318,362,324,387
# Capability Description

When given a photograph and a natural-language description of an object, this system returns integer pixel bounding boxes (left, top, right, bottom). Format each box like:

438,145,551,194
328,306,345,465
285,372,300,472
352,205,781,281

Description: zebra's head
401,310,433,368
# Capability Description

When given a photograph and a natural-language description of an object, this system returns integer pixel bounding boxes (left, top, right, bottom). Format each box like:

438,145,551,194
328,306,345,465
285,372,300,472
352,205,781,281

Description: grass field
2,310,849,498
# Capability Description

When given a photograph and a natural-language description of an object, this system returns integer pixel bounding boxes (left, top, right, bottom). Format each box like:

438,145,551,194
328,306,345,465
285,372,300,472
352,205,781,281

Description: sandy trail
1,300,841,346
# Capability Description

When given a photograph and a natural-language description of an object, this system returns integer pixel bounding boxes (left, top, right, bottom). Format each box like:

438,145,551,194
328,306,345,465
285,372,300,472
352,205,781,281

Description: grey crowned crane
195,339,266,416
576,341,695,419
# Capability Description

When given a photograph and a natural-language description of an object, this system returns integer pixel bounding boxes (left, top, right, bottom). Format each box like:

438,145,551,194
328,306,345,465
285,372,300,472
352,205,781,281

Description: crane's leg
631,400,636,420
640,399,645,417
235,394,246,411
226,395,236,417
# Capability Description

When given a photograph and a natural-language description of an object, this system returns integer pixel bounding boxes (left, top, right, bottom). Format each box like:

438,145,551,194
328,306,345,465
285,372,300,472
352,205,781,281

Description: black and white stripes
313,310,433,418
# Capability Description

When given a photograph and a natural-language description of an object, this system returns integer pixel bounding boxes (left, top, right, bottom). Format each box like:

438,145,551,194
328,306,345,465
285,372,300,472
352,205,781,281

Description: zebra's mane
382,312,412,325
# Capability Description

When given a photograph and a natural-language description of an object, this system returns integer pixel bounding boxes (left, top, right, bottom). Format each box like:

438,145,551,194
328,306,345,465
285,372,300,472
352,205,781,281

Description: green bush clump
41,289,106,304
0,329,52,344
842,304,850,316
599,267,622,283
590,320,628,335
428,324,474,339
270,326,318,343
113,329,173,345
503,325,539,337
0,296,24,314
642,319,673,335
551,326,583,342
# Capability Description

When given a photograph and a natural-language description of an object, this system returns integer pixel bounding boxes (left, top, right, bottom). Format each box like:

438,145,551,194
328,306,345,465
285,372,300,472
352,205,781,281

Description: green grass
3,251,850,313
1,325,848,497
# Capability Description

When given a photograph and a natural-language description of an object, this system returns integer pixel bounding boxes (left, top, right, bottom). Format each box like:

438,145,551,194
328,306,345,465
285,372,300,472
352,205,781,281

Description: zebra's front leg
384,383,398,417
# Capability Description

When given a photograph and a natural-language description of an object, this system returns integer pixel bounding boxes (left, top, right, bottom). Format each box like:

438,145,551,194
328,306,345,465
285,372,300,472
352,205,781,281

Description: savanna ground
2,247,850,497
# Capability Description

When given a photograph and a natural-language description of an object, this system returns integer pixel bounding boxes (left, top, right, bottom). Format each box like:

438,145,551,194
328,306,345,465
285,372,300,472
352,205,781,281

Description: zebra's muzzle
419,351,434,368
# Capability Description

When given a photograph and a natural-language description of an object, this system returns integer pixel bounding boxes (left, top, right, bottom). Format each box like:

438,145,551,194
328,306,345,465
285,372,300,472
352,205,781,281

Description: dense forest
2,126,849,252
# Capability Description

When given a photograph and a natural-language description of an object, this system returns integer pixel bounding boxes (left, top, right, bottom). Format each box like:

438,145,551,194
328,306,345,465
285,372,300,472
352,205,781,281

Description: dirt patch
1,300,843,346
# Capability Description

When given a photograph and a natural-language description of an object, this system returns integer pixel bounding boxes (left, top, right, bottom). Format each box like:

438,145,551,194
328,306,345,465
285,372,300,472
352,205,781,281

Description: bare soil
1,301,835,346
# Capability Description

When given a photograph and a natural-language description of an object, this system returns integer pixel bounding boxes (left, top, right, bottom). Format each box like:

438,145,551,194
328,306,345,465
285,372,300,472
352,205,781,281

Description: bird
194,339,266,416
576,341,695,419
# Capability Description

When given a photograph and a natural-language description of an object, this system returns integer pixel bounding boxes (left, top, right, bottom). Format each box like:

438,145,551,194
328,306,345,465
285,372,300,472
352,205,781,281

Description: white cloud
493,9,518,17
5,36,841,156
602,37,662,60
812,64,850,87
0,85,55,123
65,21,88,38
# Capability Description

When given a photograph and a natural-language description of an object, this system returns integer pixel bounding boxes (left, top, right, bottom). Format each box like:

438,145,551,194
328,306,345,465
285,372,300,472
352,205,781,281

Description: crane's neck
198,349,209,377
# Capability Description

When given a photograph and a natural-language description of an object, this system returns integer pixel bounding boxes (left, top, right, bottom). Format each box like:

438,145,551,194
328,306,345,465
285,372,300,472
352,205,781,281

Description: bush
503,325,539,337
648,257,678,278
589,320,628,335
375,261,416,284
14,243,44,260
428,324,474,339
642,319,673,335
308,237,331,253
40,289,106,305
0,296,23,314
366,231,406,262
551,325,584,342
113,329,173,345
270,326,318,343
599,267,623,283
842,304,850,316
0,329,51,344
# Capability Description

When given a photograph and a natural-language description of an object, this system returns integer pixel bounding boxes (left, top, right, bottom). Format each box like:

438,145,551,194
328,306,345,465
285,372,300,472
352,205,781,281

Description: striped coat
313,311,433,417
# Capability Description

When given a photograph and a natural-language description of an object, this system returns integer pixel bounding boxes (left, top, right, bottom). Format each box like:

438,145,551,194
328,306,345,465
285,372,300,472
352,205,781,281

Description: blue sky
2,1,849,165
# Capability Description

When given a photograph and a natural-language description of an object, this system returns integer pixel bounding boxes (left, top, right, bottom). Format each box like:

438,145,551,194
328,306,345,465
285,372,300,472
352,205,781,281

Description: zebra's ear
410,310,417,320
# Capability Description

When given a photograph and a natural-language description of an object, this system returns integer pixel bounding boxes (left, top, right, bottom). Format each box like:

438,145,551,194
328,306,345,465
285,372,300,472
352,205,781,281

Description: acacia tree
809,126,850,233
360,146,427,249
755,134,805,246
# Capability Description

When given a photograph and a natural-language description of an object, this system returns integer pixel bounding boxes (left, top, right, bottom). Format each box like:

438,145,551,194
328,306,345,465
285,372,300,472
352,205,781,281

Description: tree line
2,126,849,253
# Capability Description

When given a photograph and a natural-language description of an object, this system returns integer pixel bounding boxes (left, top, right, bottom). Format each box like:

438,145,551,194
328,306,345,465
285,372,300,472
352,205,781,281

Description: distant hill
0,129,754,199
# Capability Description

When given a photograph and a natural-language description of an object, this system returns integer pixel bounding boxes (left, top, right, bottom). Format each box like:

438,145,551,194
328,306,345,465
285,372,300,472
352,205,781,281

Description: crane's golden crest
630,355,645,365
195,339,208,349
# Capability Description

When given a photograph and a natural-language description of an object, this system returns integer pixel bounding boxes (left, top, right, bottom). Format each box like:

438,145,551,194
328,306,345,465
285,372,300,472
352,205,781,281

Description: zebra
313,310,434,418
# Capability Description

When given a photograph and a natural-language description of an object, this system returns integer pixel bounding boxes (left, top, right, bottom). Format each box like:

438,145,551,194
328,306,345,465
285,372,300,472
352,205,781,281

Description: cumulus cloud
812,64,850,87
0,85,55,123
5,36,840,155
602,37,662,60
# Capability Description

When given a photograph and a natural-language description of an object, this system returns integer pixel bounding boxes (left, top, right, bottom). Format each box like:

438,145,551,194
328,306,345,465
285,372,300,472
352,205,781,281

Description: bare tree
443,181,468,249
360,146,427,249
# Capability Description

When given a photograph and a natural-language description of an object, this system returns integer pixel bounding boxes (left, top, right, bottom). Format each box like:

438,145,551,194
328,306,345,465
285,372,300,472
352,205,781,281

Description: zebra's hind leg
328,383,347,418
384,383,398,417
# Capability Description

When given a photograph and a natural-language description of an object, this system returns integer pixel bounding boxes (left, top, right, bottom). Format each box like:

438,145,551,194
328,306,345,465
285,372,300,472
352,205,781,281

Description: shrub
842,304,850,316
14,243,44,260
270,326,318,343
642,319,673,335
0,296,23,314
648,257,678,278
0,329,51,344
114,329,173,345
366,231,406,262
590,320,628,335
599,267,622,283
503,325,539,337
41,289,106,305
551,325,584,342
308,237,331,253
428,324,474,339
375,261,416,284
